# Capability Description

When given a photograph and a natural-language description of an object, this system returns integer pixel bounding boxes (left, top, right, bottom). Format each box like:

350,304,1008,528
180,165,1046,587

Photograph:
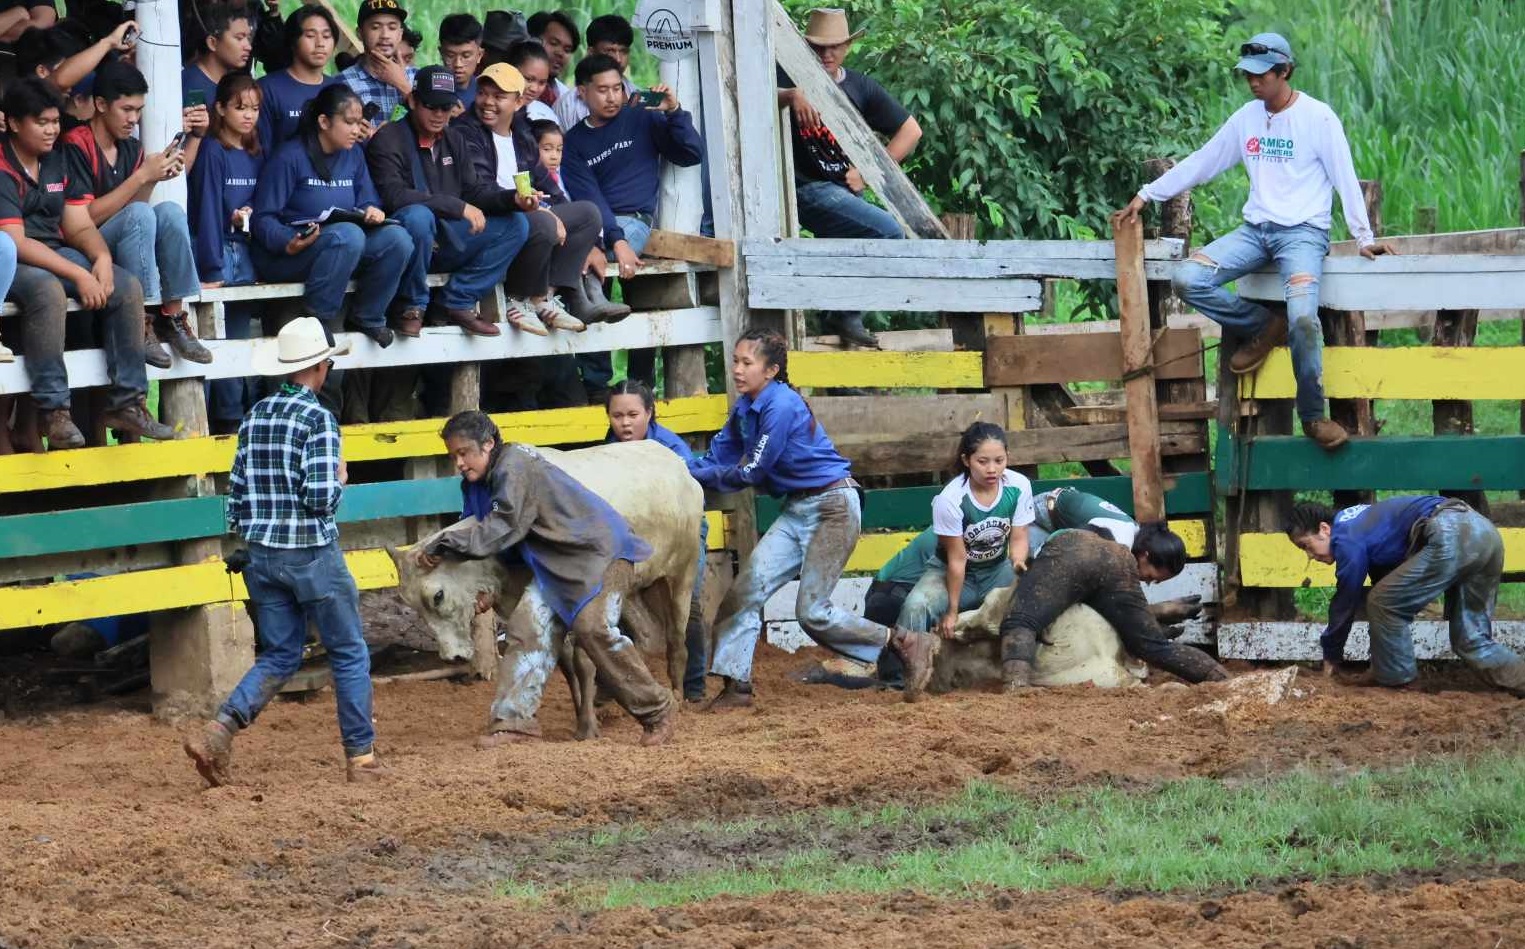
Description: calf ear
385,544,404,569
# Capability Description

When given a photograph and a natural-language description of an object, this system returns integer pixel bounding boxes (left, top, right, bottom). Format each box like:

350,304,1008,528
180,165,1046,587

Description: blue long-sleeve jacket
251,137,381,254
561,105,703,246
1322,495,1448,662
688,382,851,495
187,139,261,283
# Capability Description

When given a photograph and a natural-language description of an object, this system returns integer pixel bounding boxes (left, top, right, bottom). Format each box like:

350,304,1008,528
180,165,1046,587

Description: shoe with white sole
536,295,586,332
504,296,549,337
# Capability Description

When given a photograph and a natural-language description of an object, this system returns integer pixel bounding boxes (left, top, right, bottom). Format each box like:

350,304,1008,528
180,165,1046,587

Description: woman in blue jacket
189,73,264,433
250,83,412,348
688,329,939,708
605,379,709,701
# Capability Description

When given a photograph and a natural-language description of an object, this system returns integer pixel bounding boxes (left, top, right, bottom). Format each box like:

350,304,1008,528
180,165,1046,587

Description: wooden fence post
1322,181,1382,509
1112,214,1164,522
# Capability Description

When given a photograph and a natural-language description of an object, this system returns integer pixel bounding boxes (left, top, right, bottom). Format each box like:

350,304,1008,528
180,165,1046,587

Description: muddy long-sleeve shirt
430,444,651,626
1138,92,1375,248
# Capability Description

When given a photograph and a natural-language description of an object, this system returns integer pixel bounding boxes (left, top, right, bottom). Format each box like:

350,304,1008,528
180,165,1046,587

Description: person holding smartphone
251,83,412,350
190,73,265,432
64,60,212,368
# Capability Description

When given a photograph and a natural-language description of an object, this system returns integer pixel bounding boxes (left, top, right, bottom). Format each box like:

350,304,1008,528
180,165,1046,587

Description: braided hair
737,327,814,432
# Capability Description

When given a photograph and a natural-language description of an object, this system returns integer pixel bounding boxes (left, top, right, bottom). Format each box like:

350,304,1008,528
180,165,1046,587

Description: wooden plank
1246,347,1525,400
1238,254,1525,311
984,328,1204,386
809,393,1002,439
1214,434,1525,493
0,307,725,393
1239,528,1525,587
743,237,1188,261
767,1,946,239
1330,226,1525,258
748,275,1043,313
1114,215,1164,521
835,421,1207,477
1218,621,1525,662
0,497,225,558
802,328,955,352
788,350,984,389
732,0,784,242
643,229,736,268
744,253,1177,282
1059,401,1217,424
0,395,729,493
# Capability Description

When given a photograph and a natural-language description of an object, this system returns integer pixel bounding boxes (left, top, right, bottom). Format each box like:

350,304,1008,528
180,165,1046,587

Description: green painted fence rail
1215,431,1525,495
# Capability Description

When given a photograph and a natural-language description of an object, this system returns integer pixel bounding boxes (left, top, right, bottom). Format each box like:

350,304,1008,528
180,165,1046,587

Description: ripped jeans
1171,221,1330,421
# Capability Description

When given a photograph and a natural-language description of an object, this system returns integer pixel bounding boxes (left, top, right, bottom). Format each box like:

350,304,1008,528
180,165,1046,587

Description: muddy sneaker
703,677,753,712
1301,417,1349,451
890,627,940,702
183,720,235,787
102,399,178,441
505,296,549,336
1227,313,1288,374
536,295,585,333
41,409,85,450
345,752,387,783
144,314,172,369
155,312,213,364
639,706,676,747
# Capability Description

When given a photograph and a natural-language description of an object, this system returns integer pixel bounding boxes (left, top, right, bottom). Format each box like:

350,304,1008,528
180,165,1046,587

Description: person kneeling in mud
413,411,677,746
1285,497,1525,695
999,525,1230,690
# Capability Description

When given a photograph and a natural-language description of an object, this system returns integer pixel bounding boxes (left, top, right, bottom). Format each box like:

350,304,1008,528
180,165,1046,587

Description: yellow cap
478,63,526,94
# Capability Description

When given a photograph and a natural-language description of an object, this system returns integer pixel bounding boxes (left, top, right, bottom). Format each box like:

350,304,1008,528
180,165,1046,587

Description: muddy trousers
709,485,889,683
998,532,1228,684
1365,508,1525,693
487,561,671,731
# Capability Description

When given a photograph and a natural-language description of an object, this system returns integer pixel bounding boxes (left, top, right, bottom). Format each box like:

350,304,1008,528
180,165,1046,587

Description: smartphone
122,25,139,45
362,102,381,123
184,89,207,109
299,222,319,239
164,131,188,154
637,88,666,108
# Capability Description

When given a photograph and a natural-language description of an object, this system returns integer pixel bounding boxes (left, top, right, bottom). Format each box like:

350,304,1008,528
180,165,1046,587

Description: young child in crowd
531,118,570,203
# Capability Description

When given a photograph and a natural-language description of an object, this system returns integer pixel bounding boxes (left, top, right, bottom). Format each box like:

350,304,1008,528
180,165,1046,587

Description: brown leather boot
1302,417,1349,451
703,677,753,712
392,307,424,338
1227,313,1288,374
155,311,213,364
345,752,387,783
639,705,676,747
890,626,940,702
447,307,501,337
144,314,172,369
183,720,235,787
41,408,85,450
101,398,178,441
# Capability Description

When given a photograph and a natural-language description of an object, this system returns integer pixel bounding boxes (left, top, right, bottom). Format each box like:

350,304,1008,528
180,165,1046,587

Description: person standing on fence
1285,498,1525,695
776,8,922,350
688,328,941,708
184,315,384,787
1116,32,1397,452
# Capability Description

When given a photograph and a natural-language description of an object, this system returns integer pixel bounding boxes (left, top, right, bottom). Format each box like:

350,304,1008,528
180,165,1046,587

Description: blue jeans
209,239,259,424
1172,221,1330,421
221,541,375,755
897,558,1017,633
710,486,889,682
795,179,903,330
395,207,528,310
253,223,411,326
0,230,16,302
1363,508,1525,691
98,202,201,306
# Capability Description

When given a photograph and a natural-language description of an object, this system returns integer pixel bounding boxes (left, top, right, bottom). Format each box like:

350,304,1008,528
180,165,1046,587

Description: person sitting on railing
1115,32,1398,453
251,82,412,350
366,66,531,338
437,13,484,114
526,9,578,110
255,4,340,155
336,0,415,136
505,38,564,127
552,14,637,131
1285,498,1525,696
182,2,252,140
1,76,175,448
688,328,940,709
17,20,136,95
64,60,212,369
189,73,264,434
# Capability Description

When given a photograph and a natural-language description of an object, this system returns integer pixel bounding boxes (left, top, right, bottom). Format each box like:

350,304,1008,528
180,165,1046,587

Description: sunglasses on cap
1240,42,1289,60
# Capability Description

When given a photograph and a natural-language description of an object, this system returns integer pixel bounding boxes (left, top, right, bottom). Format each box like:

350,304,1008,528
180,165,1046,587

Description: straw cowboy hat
252,317,351,376
803,8,865,45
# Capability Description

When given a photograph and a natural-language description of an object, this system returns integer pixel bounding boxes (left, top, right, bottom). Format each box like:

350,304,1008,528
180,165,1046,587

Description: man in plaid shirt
339,0,417,132
184,317,383,786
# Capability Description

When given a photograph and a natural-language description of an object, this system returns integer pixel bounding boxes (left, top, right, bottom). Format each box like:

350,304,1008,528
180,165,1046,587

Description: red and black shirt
62,125,143,201
0,136,93,249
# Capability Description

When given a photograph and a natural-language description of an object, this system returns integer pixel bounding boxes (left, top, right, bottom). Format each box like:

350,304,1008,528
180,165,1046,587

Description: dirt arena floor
4,630,1525,948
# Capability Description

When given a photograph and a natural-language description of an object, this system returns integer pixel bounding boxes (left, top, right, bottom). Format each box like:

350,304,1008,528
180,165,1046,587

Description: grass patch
495,755,1525,910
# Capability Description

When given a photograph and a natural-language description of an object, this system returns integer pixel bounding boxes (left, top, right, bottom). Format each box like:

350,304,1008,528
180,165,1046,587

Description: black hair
401,26,423,49
93,59,149,103
606,378,656,418
284,4,340,54
1083,524,1116,542
297,82,361,142
736,327,816,433
1132,522,1187,577
527,10,580,49
17,27,82,78
951,421,1007,482
529,118,562,143
585,14,633,49
1271,63,1297,81
505,38,551,71
3,76,67,125
438,13,481,47
212,71,262,155
574,53,622,86
1285,501,1335,540
441,410,501,450
190,3,251,57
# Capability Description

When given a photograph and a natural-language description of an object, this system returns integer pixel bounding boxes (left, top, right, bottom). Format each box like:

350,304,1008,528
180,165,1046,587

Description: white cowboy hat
252,316,351,377
803,8,865,45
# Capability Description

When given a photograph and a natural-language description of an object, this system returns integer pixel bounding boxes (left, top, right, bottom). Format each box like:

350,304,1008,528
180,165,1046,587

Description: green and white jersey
1036,487,1138,548
932,470,1035,568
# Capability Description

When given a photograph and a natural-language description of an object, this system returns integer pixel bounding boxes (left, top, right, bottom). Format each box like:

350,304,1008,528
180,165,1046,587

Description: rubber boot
825,311,880,348
561,273,632,324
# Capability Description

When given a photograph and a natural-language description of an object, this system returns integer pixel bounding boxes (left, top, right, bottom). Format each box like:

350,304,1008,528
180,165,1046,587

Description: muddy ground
4,618,1525,948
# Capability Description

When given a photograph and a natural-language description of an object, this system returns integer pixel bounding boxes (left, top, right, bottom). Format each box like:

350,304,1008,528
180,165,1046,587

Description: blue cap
1236,32,1293,75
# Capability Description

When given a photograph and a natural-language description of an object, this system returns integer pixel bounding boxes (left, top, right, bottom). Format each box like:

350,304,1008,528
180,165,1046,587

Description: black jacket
364,115,519,220
452,111,564,206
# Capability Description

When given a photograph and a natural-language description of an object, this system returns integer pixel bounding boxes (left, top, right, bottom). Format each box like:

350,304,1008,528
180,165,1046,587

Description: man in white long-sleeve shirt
1117,33,1395,451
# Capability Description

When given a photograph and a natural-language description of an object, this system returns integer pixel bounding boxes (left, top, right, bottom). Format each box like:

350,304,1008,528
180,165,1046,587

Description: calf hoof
477,721,542,750
574,722,601,741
